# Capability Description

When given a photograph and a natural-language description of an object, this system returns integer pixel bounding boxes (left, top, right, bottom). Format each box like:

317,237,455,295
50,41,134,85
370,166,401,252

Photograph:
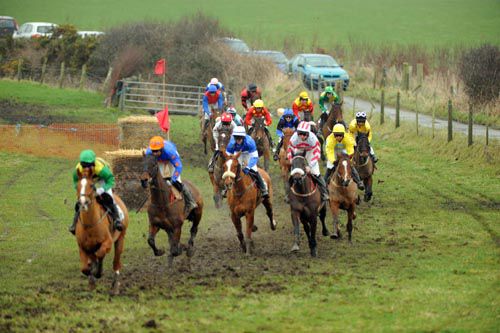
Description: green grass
0,109,499,331
1,0,499,48
0,79,147,123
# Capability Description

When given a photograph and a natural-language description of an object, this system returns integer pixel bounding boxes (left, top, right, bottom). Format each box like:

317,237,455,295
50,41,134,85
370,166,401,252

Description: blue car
288,53,349,90
252,50,289,73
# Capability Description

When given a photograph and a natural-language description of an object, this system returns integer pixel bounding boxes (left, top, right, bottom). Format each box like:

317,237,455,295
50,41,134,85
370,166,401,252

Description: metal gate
120,80,204,115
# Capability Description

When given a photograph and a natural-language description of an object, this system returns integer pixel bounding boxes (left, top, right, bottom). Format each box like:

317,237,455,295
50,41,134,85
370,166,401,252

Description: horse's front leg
263,197,276,231
309,216,318,257
347,206,355,242
290,211,301,252
319,205,330,236
244,211,255,256
364,176,373,202
148,223,165,256
95,237,112,261
111,233,126,295
79,247,91,276
231,211,245,253
330,202,342,239
186,214,200,258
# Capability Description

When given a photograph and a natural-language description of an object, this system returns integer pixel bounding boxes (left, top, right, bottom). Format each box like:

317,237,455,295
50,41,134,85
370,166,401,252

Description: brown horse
328,153,358,241
278,128,294,201
208,126,232,208
321,103,346,139
222,152,276,255
250,117,271,171
288,155,328,257
201,109,220,155
141,154,203,268
353,133,375,202
75,168,128,294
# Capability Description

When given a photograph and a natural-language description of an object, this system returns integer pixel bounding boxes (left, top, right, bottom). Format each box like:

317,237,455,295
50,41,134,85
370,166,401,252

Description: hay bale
118,116,165,150
105,149,148,210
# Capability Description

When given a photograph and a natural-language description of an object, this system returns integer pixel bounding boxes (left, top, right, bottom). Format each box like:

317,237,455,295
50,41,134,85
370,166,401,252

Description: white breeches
159,161,182,182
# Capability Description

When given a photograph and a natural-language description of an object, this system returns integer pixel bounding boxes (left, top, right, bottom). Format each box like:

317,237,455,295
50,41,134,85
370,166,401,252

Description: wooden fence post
58,62,65,88
119,81,126,111
17,58,22,81
403,62,409,92
40,57,47,84
352,97,356,118
102,66,113,92
395,90,400,128
415,92,419,135
486,125,489,146
380,67,387,89
380,88,385,125
416,63,424,87
468,103,473,146
79,64,87,90
372,69,377,89
447,98,453,142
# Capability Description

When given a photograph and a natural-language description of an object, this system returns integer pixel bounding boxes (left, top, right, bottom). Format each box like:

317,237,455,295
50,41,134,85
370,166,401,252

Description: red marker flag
154,59,166,75
156,105,170,132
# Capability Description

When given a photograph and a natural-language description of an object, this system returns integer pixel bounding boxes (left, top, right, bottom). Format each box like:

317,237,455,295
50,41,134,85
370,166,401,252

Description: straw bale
118,116,165,150
104,149,148,210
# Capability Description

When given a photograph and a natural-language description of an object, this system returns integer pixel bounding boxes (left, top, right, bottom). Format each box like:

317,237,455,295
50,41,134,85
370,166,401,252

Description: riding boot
99,193,124,231
371,153,378,163
203,119,210,133
351,166,365,190
311,174,330,203
175,182,198,215
208,150,220,172
323,167,334,184
248,169,269,198
273,138,283,161
69,202,80,235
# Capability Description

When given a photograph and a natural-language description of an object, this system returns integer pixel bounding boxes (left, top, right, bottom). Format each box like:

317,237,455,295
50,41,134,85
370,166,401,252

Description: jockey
245,99,274,147
226,126,269,198
208,112,237,173
202,84,224,132
324,124,365,190
348,111,378,163
318,86,341,129
70,149,124,234
205,77,225,92
292,91,314,120
144,136,198,215
226,106,243,126
273,108,299,161
241,83,262,115
287,121,329,204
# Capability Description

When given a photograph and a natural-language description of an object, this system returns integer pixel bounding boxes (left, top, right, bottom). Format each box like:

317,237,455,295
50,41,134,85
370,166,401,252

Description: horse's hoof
154,249,165,257
110,281,120,296
252,225,258,232
322,229,330,237
270,219,277,231
186,246,195,258
310,247,318,257
330,232,340,239
291,244,300,252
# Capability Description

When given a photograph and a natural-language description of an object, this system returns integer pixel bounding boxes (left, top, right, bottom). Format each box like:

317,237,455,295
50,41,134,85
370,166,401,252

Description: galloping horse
320,103,346,161
278,128,294,201
250,117,271,171
141,154,203,268
328,153,358,241
222,152,276,255
201,108,220,155
209,126,232,208
75,168,128,294
353,133,375,202
288,155,328,257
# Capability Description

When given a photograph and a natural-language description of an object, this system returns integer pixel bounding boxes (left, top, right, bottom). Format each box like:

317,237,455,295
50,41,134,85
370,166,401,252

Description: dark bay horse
201,109,220,155
320,103,346,161
209,126,232,208
250,117,271,171
76,168,129,294
328,153,358,241
288,155,328,257
141,154,203,268
353,133,375,202
278,128,294,201
222,152,276,255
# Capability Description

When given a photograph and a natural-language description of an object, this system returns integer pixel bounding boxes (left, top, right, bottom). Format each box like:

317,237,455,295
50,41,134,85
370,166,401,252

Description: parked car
0,16,18,38
218,37,251,54
77,31,104,38
288,53,349,90
252,50,288,73
13,22,58,39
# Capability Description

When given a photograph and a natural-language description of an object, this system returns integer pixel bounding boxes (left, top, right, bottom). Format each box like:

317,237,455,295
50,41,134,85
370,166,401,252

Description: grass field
1,0,499,48
0,82,499,331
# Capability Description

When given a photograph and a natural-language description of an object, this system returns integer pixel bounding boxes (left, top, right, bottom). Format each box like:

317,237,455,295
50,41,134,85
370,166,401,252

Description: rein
290,178,317,197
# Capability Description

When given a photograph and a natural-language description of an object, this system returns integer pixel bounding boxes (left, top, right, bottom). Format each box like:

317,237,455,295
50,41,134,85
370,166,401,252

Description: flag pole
162,64,169,141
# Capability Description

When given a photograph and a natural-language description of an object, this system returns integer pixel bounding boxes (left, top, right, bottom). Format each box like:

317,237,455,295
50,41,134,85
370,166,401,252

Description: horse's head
356,133,370,163
335,153,353,187
253,117,265,133
331,103,343,123
289,154,307,185
218,127,232,152
77,168,95,211
222,152,241,190
140,153,159,187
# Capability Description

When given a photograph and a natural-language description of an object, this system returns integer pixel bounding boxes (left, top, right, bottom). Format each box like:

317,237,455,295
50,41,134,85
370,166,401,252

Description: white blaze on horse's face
79,178,88,208
222,159,236,180
342,160,348,182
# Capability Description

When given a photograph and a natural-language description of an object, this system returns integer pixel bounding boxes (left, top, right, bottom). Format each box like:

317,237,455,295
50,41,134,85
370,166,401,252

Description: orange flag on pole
156,105,170,132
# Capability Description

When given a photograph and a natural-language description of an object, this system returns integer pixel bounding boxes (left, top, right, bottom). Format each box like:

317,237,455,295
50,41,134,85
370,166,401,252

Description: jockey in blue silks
273,108,300,161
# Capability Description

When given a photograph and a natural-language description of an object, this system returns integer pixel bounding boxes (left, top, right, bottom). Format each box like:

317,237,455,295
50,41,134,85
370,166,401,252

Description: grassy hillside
0,101,499,331
2,0,499,48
